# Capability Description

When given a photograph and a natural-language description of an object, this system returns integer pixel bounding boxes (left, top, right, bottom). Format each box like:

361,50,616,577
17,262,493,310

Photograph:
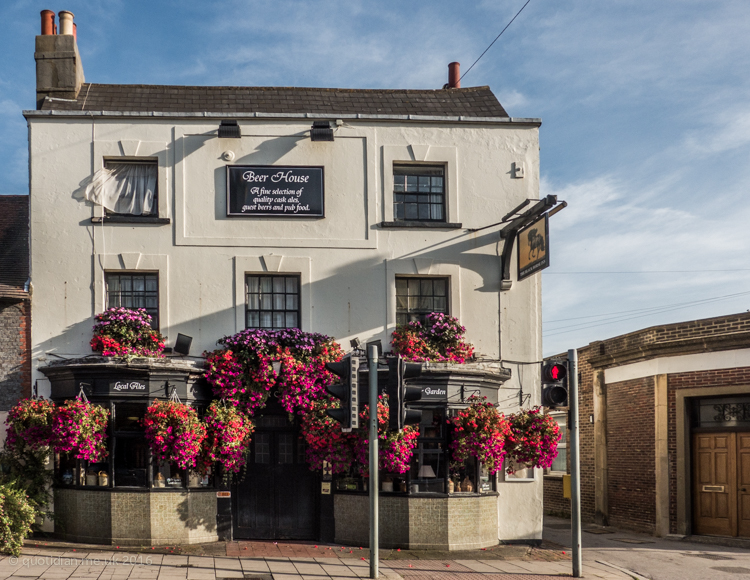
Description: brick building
0,196,31,424
544,312,750,539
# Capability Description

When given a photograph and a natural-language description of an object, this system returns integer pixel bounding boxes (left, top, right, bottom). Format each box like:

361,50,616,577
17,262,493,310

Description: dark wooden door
738,434,750,537
233,414,318,540
693,432,736,536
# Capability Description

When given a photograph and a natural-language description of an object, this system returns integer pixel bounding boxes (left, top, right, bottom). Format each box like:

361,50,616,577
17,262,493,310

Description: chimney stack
34,9,85,109
448,62,461,89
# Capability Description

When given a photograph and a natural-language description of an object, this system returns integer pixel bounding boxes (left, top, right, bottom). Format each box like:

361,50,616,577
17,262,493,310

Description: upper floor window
393,165,445,222
246,275,300,330
396,276,449,326
102,160,158,216
106,273,159,329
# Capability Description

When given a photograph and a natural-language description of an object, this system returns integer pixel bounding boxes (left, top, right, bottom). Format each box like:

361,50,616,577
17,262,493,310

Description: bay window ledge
91,215,170,224
380,221,462,229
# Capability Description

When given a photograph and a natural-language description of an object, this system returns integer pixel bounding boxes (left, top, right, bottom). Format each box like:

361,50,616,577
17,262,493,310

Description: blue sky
2,0,749,355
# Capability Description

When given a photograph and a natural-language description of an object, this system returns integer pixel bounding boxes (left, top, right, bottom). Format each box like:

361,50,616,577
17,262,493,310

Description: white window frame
92,140,169,220
382,145,458,223
546,411,568,475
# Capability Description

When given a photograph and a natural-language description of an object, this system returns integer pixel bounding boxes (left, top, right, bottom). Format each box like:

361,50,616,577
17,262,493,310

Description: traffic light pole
368,344,379,579
568,349,582,578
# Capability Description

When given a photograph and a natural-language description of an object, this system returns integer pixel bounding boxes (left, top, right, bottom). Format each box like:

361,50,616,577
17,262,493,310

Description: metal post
568,349,582,578
368,345,379,579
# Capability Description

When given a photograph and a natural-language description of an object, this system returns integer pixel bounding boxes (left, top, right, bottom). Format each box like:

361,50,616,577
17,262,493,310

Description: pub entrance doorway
232,402,318,540
692,431,750,537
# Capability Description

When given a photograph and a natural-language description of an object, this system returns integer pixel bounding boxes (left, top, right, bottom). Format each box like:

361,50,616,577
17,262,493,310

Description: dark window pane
114,403,146,432
115,438,148,487
246,274,300,330
396,277,450,326
255,434,270,464
106,273,159,329
278,433,294,464
393,165,445,222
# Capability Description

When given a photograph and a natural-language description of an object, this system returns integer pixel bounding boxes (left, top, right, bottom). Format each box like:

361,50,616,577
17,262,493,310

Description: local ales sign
517,213,549,281
227,166,324,217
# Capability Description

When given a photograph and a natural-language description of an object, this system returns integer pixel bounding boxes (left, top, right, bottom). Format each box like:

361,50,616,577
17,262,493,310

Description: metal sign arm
499,195,558,285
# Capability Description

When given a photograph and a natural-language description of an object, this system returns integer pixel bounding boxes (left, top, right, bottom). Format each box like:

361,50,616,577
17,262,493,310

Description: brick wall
543,312,750,535
606,376,655,533
0,299,31,410
596,312,750,359
667,366,750,533
543,345,596,522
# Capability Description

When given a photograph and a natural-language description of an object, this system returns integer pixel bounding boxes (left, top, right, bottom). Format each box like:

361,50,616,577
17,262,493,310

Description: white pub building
25,10,557,548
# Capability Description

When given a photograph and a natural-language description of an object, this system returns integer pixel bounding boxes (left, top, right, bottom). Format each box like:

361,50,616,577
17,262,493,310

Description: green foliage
0,445,53,529
0,484,36,556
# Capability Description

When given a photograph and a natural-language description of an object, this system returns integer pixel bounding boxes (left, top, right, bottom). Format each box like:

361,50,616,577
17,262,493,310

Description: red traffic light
542,362,567,382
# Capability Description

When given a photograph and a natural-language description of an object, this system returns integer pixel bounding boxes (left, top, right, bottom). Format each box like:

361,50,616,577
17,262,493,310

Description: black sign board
108,379,148,394
517,213,549,281
420,385,448,401
227,165,324,218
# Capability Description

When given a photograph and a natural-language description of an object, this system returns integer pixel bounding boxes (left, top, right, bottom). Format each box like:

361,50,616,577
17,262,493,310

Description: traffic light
386,355,423,431
541,360,568,408
324,355,360,432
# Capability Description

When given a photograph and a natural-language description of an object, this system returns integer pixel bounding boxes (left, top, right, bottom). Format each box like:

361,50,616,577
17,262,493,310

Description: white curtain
84,163,157,215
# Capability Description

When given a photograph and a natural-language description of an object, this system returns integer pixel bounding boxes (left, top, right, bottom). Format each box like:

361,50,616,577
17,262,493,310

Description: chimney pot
58,11,74,35
448,62,461,89
40,10,55,35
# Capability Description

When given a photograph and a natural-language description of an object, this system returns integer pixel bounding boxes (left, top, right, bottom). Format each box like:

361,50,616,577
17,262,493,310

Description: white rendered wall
27,115,543,540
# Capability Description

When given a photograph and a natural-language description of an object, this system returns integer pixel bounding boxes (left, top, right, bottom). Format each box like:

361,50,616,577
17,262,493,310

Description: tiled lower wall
54,489,218,545
334,494,498,550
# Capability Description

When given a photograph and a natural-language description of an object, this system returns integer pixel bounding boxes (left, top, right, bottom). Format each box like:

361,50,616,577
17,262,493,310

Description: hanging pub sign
517,213,549,281
226,165,324,218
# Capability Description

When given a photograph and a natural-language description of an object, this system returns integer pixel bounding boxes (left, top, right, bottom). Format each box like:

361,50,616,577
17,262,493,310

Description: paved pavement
544,514,750,580
0,537,633,580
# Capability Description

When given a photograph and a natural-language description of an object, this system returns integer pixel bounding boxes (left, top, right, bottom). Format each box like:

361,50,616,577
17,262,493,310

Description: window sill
91,216,171,224
543,473,567,480
380,221,462,229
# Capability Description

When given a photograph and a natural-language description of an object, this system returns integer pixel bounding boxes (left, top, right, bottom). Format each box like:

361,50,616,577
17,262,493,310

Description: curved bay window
335,402,495,496
54,399,215,491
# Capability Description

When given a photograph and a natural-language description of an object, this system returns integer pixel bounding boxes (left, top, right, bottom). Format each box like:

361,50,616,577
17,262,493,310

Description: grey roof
40,83,509,118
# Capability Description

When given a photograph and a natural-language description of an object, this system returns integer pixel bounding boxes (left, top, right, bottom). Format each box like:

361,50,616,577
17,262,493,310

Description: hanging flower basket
391,312,474,363
52,398,110,463
206,328,344,416
4,398,55,453
143,400,206,470
448,395,510,475
198,402,254,477
90,307,165,358
505,407,561,472
300,399,358,474
354,395,419,476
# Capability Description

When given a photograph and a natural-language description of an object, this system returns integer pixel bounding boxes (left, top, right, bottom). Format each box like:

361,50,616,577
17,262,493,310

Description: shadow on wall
176,495,217,532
